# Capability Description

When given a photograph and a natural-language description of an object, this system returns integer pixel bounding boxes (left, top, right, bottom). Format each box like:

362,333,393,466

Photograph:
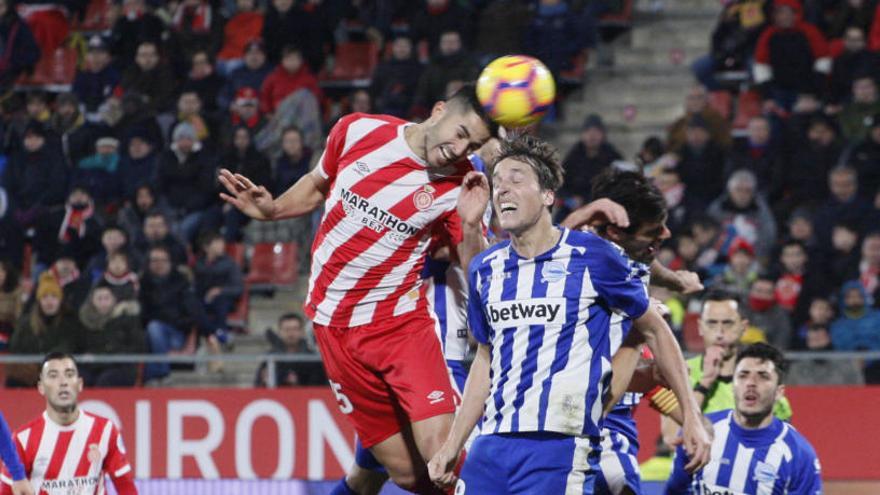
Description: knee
386,469,418,491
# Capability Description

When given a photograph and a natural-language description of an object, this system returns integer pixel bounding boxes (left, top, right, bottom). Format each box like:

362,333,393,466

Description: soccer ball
476,55,556,128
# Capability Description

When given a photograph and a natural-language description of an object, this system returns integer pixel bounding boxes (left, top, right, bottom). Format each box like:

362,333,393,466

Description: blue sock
355,441,386,473
329,477,358,495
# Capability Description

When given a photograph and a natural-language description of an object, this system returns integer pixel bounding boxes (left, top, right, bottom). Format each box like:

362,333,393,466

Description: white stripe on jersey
30,415,60,490
55,412,94,482
756,426,792,495
565,436,594,495
481,248,512,429
728,444,755,493
425,261,469,361
703,415,732,485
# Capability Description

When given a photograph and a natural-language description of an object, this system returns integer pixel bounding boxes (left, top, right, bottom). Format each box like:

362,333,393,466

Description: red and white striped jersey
0,411,136,495
305,113,474,327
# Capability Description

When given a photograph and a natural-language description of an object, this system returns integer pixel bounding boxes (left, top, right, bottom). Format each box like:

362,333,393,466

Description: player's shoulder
705,409,733,425
81,411,117,431
563,228,627,259
15,413,47,436
469,240,511,273
782,421,819,459
330,112,406,138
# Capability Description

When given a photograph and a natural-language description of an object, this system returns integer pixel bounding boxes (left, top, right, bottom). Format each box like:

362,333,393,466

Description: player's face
700,300,746,357
492,158,554,236
38,358,83,413
611,217,670,264
733,357,783,422
424,103,491,169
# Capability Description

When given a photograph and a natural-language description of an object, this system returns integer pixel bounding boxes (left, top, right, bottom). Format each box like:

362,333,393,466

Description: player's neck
733,409,774,430
510,216,560,259
47,405,80,426
403,123,428,162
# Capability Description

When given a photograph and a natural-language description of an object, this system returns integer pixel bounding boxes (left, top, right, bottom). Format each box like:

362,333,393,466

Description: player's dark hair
702,289,742,312
591,169,666,234
278,312,304,326
446,83,500,139
40,352,79,376
736,343,788,384
494,134,564,192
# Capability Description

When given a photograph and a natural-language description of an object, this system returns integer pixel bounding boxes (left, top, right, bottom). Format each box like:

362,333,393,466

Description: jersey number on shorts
330,380,354,414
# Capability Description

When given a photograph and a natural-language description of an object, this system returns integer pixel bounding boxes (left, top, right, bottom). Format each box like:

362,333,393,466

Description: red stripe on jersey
40,430,73,485
373,257,431,321
333,121,400,178
73,416,107,477
22,418,45,474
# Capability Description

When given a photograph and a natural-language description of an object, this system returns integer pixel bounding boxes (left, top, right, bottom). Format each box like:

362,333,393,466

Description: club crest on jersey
87,443,101,463
413,185,435,211
541,261,569,283
753,461,778,484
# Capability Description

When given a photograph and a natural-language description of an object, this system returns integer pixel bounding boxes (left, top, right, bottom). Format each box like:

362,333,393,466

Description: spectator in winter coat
216,0,263,73
273,126,311,197
109,0,165,70
0,0,40,90
118,129,160,201
558,114,623,209
169,0,223,60
259,45,322,116
831,280,880,353
73,137,124,208
411,31,478,117
49,91,106,167
812,166,872,246
779,114,843,211
220,87,267,147
120,41,178,114
194,232,243,343
370,36,424,118
181,50,226,115
132,211,188,269
218,39,272,111
707,169,777,262
72,35,120,119
523,0,585,77
675,115,728,206
839,75,880,143
742,276,793,349
4,121,68,228
33,187,103,271
77,283,145,386
668,85,732,152
723,116,785,202
828,27,880,105
261,0,332,71
221,126,270,241
787,324,864,385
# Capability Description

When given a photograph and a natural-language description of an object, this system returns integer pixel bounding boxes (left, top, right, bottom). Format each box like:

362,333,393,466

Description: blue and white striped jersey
666,410,822,495
468,228,650,438
424,257,469,361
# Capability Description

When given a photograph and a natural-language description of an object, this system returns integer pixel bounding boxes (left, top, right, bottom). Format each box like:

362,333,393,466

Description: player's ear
542,189,554,207
606,224,624,243
37,379,46,397
430,101,447,121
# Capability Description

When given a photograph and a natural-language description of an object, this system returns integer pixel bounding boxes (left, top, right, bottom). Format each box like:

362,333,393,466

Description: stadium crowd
0,0,875,389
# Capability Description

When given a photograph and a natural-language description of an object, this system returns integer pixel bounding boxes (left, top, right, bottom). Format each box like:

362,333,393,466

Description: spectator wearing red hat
226,87,265,134
216,0,263,75
754,0,831,111
259,45,321,116
710,237,759,300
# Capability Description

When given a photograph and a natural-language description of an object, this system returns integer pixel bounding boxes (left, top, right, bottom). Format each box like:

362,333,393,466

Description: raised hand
457,171,490,226
218,169,276,220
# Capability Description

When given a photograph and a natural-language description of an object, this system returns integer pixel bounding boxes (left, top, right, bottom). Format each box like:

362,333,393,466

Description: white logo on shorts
455,479,466,494
427,390,446,404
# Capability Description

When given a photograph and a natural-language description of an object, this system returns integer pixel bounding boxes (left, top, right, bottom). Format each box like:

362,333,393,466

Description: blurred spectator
4,121,68,228
24,90,51,126
109,0,166,68
793,296,835,349
831,280,880,351
255,312,322,387
171,90,216,147
779,114,843,211
753,0,830,111
692,214,736,278
411,30,478,117
132,211,188,268
169,0,223,59
216,0,263,74
813,166,872,246
523,0,585,77
85,224,134,281
77,283,145,387
120,41,178,114
260,45,322,116
194,232,243,346
218,39,272,112
822,0,874,39
73,136,124,208
849,112,880,197
473,0,529,59
787,324,864,385
119,130,160,200
182,50,226,115
0,259,21,350
783,208,817,248
412,0,473,57
33,187,102,269
772,240,825,325
50,92,105,167
118,185,170,241
6,272,82,387
0,187,23,267
140,245,204,382
0,0,40,90
692,0,769,89
46,253,91,312
839,75,880,142
723,116,784,201
221,126,270,241
349,89,372,114
708,169,777,261
674,115,728,206
667,85,732,152
111,92,165,151
101,251,140,302
559,114,622,210
222,87,267,145
654,166,701,236
711,237,759,299
157,122,220,244
370,35,422,118
821,221,862,289
72,36,120,121
262,0,333,71
273,126,311,196
857,231,880,299
743,276,793,349
828,27,880,105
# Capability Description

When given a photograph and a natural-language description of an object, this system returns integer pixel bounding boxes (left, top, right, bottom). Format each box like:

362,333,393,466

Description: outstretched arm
219,168,330,221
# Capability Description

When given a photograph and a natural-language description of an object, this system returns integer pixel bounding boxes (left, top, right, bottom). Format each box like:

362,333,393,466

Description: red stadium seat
682,312,704,353
599,0,634,27
72,0,110,32
246,242,299,287
732,90,762,130
16,45,78,90
559,52,587,88
225,242,246,268
708,90,732,120
319,42,379,88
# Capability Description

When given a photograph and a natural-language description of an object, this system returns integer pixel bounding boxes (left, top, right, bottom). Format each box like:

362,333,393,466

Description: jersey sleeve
0,413,25,482
789,440,822,495
467,257,491,345
586,238,650,319
315,114,357,181
664,445,694,494
104,424,136,494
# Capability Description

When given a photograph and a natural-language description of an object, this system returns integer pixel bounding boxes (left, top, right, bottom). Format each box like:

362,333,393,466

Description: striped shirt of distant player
467,228,650,438
305,113,475,328
0,411,136,495
666,410,822,495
